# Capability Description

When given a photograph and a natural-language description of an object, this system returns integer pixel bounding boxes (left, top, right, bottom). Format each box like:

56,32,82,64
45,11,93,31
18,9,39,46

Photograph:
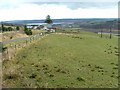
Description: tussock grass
3,31,118,88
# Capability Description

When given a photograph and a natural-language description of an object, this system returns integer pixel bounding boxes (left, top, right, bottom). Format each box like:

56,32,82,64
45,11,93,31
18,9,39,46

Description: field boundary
2,32,48,61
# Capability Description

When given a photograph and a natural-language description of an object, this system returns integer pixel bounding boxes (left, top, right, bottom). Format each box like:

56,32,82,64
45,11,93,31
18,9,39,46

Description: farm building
26,23,58,32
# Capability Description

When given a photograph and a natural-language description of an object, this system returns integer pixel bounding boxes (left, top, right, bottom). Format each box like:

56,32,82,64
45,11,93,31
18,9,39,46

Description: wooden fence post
15,44,16,49
26,40,28,45
30,38,31,43
7,47,9,60
6,47,8,54
110,27,112,39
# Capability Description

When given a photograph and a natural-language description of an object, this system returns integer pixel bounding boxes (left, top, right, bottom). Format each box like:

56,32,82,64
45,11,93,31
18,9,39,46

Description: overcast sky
0,0,119,21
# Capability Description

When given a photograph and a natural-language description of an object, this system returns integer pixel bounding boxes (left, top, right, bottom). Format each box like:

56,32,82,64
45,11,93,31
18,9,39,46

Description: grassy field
2,31,118,88
32,30,46,35
1,31,28,42
1,30,46,42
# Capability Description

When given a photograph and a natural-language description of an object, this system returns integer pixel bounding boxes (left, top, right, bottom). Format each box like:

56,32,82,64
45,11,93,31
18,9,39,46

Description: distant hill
2,18,117,25
1,18,118,32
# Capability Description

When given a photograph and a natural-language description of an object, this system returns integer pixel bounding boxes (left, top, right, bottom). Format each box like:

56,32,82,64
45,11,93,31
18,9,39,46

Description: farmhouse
26,23,57,32
26,23,45,29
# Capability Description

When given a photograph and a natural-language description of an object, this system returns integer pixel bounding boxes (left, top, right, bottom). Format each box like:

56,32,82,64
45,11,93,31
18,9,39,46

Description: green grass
3,31,118,88
32,30,46,35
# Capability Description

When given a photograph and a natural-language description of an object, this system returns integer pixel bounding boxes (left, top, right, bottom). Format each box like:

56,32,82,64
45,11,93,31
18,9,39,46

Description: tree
109,27,112,39
16,26,20,31
107,21,113,39
1,24,4,32
100,29,103,38
24,25,32,35
8,27,13,31
44,15,53,24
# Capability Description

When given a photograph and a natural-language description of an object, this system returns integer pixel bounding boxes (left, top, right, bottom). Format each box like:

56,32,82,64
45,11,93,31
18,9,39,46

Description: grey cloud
0,4,18,9
0,0,117,10
28,2,117,9
24,0,119,2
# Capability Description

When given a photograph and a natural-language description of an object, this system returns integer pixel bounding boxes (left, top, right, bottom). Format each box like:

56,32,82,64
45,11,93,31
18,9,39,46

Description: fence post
30,38,31,43
110,27,112,39
7,47,9,60
26,40,28,45
32,37,33,41
15,44,16,49
6,47,8,54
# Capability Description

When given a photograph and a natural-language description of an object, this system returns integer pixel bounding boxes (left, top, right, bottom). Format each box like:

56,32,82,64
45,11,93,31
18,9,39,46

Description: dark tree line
77,20,118,30
1,24,13,32
0,24,20,32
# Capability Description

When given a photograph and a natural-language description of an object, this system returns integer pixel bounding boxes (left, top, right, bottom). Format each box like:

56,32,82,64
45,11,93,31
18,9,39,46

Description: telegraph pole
100,24,103,38
109,27,112,39
101,29,103,38
1,22,4,33
107,21,113,39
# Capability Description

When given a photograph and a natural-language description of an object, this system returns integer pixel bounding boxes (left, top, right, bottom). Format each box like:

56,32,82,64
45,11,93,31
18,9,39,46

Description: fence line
2,32,47,61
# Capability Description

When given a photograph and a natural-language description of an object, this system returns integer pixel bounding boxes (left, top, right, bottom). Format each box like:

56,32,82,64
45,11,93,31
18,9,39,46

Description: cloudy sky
0,0,119,21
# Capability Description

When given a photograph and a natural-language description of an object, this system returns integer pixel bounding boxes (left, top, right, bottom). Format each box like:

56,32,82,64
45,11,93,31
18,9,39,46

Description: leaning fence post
7,47,8,54
15,44,16,49
30,38,31,43
7,47,9,60
26,40,28,45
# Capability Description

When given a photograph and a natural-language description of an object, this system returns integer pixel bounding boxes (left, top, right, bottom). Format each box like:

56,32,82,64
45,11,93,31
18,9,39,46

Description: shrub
25,29,32,35
8,27,13,31
24,25,32,35
16,26,20,31
10,36,13,39
2,47,7,52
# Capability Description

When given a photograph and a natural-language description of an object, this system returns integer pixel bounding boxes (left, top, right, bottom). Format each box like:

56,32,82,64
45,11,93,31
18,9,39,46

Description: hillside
2,18,118,32
3,31,118,88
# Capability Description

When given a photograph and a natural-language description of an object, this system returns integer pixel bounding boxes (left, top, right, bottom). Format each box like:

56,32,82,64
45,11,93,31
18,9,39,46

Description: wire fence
2,32,48,61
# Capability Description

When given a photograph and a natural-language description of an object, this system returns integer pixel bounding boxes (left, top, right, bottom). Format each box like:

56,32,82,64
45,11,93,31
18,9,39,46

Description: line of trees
1,24,13,32
1,24,32,35
0,24,20,32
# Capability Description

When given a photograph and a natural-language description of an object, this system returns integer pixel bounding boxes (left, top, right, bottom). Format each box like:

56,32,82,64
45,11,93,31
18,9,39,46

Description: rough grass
2,31,28,42
32,30,46,35
2,31,118,88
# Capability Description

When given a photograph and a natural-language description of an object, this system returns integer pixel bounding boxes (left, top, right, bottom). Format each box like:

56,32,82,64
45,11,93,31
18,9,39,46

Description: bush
25,29,32,35
8,27,13,31
24,25,32,35
16,26,20,31
2,26,14,32
2,46,7,52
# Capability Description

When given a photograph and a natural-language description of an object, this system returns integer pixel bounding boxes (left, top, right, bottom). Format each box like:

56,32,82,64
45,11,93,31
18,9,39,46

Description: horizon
2,18,117,22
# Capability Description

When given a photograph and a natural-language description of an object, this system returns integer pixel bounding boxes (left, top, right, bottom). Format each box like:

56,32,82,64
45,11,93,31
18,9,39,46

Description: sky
0,0,119,21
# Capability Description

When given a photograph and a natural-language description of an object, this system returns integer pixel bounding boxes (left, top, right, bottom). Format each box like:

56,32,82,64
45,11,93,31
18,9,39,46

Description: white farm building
26,23,60,32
